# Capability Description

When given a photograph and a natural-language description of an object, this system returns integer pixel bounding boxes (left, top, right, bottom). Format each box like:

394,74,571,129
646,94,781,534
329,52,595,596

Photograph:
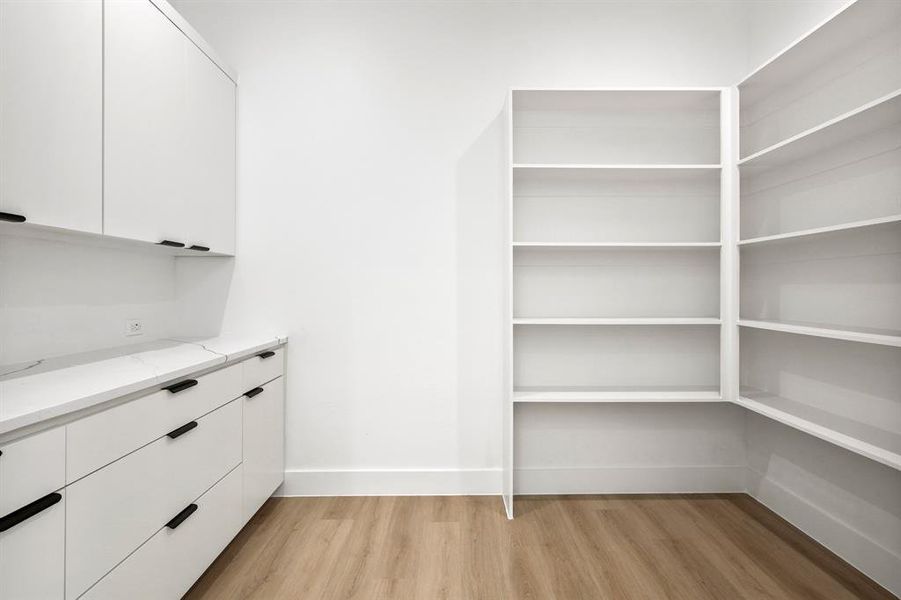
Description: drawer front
67,363,242,483
242,347,284,391
66,399,242,599
0,427,65,515
0,490,65,600
243,377,285,521
82,465,242,600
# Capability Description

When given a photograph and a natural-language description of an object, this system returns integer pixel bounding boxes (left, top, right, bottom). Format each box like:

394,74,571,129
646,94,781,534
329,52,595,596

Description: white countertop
0,334,287,437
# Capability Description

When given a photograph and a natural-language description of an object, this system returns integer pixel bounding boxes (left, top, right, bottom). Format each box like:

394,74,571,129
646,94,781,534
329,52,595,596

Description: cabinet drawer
67,363,242,483
0,490,65,600
66,399,241,599
82,465,242,600
243,377,285,521
242,347,284,391
0,427,65,515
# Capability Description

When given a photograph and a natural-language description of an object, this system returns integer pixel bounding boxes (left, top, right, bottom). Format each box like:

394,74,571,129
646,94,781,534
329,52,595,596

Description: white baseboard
277,468,502,497
747,466,901,598
277,465,746,498
515,465,747,495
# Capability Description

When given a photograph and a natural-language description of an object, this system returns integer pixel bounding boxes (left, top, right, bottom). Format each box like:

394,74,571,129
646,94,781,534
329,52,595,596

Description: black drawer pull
244,387,264,399
188,245,210,252
167,421,198,439
0,212,26,223
165,503,198,529
163,379,198,394
158,240,185,248
0,492,62,532
258,351,276,359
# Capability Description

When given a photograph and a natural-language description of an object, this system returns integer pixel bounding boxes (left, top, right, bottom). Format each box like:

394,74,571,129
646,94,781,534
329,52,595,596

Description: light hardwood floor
185,494,894,600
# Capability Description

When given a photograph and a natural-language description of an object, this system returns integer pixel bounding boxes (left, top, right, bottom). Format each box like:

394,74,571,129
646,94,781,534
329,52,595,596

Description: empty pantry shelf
514,317,721,325
513,163,721,170
738,88,901,167
738,319,901,347
739,215,901,246
513,241,722,248
514,387,722,403
736,388,901,471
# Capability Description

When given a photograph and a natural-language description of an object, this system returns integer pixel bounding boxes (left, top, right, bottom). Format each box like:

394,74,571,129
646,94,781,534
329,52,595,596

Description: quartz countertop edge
0,335,287,438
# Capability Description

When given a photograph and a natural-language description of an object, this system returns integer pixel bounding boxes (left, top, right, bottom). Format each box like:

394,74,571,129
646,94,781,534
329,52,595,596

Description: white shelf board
513,163,721,170
738,0,901,98
738,319,901,348
739,214,901,246
514,317,721,326
514,387,723,403
513,241,721,248
511,86,726,92
738,88,901,166
735,389,901,472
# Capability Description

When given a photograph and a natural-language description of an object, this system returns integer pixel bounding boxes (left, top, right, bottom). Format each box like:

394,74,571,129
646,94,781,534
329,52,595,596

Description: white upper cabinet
0,0,102,233
184,39,236,255
104,0,236,254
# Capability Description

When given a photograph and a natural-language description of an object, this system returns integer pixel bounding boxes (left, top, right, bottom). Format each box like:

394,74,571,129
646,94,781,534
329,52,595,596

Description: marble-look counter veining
0,334,286,437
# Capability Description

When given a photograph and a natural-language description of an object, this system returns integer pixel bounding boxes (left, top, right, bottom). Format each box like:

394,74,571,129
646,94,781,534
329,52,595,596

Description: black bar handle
163,379,198,394
188,245,210,252
244,387,264,399
165,503,198,529
258,351,276,359
167,421,198,439
0,492,62,532
158,240,185,248
0,212,26,223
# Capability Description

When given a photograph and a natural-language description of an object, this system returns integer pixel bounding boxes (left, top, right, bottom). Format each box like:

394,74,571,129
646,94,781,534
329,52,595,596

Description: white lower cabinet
0,427,65,515
0,427,66,600
0,490,65,600
66,363,243,484
66,399,242,599
243,376,286,520
82,465,243,600
0,346,284,600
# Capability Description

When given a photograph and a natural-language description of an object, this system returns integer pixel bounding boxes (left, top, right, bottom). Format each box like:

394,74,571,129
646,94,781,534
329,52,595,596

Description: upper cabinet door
104,0,189,247
0,0,102,233
184,44,236,255
105,0,236,253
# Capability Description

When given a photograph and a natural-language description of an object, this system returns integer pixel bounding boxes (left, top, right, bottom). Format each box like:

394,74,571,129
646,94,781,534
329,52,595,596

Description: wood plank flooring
184,494,894,600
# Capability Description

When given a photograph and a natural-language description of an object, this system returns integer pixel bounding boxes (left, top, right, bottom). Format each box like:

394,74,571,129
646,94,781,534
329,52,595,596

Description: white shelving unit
504,88,731,518
737,0,901,476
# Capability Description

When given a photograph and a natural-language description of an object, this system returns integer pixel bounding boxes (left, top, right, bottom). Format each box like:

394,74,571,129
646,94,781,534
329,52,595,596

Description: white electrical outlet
125,319,144,337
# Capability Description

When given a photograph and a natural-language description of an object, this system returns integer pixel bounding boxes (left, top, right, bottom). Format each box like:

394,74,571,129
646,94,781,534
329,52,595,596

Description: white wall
0,235,179,368
167,0,759,495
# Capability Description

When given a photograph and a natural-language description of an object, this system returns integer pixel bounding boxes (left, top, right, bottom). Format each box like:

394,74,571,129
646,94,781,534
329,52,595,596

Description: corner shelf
739,214,901,247
514,387,722,403
738,319,901,348
738,88,901,167
735,388,901,472
514,317,721,326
